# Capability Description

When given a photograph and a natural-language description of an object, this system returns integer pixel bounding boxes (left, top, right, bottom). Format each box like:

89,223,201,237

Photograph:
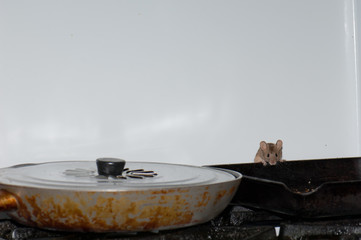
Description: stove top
2,205,361,240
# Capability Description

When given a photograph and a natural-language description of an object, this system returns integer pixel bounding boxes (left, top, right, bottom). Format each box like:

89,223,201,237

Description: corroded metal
0,190,18,212
0,161,241,232
3,181,239,232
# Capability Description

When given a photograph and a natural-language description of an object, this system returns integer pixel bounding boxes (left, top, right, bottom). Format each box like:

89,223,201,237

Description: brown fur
254,140,284,166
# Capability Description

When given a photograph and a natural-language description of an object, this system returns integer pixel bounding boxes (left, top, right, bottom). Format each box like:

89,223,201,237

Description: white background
0,0,360,167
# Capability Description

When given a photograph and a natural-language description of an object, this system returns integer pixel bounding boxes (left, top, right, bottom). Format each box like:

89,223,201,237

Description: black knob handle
96,158,126,176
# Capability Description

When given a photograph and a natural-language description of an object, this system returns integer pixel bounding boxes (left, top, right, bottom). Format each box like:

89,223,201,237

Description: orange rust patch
216,190,227,201
14,190,195,232
0,190,18,211
196,191,210,207
213,190,227,205
228,186,236,195
177,188,190,193
151,189,176,195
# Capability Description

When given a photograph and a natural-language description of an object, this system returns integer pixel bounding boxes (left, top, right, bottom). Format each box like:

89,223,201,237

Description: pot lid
0,159,241,191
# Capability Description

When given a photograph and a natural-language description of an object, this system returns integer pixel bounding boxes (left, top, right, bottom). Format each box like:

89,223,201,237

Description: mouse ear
276,139,283,150
260,141,267,151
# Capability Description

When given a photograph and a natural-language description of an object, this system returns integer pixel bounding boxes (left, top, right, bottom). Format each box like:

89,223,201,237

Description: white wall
0,0,360,167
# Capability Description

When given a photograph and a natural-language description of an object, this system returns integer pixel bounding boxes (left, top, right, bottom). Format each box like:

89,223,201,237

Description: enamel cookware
0,158,241,232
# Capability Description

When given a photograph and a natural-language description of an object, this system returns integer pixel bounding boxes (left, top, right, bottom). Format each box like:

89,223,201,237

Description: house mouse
254,140,285,166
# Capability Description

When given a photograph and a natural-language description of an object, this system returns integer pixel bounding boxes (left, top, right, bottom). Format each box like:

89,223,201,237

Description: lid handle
96,158,126,176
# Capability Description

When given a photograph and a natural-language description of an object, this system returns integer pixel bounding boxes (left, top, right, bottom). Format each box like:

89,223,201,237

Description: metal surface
0,161,241,232
0,161,238,191
211,157,361,218
0,190,17,212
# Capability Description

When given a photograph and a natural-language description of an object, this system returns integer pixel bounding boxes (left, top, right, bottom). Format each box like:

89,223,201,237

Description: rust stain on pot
228,186,236,195
15,191,194,232
177,188,190,193
151,189,176,194
215,190,227,202
0,190,18,211
196,192,210,207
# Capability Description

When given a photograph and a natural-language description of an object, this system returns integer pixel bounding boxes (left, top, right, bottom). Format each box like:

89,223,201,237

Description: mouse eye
267,154,270,158
275,154,278,157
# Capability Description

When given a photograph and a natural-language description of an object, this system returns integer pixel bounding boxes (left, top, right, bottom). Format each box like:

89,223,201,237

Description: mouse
254,140,285,166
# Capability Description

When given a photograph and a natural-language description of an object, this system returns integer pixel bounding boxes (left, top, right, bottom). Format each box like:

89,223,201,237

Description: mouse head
260,140,283,165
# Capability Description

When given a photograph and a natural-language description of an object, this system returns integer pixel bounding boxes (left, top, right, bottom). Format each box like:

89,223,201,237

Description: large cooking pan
0,158,241,232
211,157,361,218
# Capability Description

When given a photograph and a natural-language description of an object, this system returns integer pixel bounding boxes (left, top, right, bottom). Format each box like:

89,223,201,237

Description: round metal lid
0,160,241,191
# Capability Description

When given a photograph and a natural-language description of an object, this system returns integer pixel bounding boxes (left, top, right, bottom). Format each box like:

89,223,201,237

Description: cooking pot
0,158,241,232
